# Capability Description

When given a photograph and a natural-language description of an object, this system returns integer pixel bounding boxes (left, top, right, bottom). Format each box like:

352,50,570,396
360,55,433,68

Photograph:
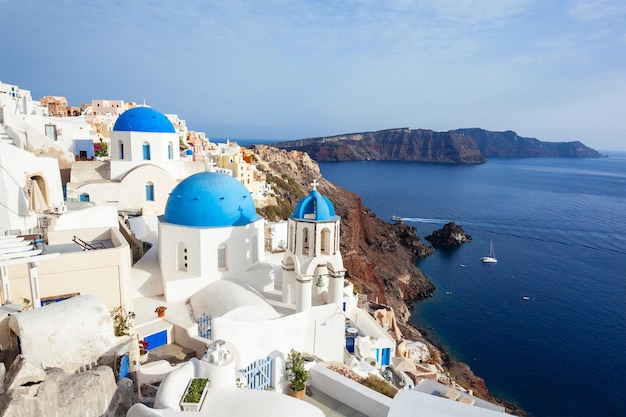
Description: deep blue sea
314,154,626,417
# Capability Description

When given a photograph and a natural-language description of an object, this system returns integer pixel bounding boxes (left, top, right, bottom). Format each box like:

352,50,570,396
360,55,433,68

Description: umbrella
391,356,418,374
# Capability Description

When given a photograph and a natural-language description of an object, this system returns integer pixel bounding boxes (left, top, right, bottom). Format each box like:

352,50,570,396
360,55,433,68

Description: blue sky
1,0,625,150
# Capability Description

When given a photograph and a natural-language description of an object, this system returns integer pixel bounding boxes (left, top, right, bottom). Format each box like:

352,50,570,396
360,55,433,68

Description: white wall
210,303,344,368
0,143,64,234
159,218,265,302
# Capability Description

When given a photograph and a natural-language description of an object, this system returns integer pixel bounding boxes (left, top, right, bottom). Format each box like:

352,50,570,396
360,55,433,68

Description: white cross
311,178,319,190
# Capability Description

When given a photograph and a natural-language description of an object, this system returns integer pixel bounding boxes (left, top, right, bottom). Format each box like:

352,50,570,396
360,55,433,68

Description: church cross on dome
311,178,319,191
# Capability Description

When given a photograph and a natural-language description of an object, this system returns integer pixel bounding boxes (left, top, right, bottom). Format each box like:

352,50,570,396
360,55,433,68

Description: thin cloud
568,0,626,21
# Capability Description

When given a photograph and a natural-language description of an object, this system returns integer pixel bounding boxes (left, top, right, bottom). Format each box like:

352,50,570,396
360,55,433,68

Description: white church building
65,106,207,215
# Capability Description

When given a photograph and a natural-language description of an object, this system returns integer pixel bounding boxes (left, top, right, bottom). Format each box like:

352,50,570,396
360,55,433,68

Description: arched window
79,193,90,202
142,142,151,160
119,141,124,160
168,142,174,160
302,227,310,256
145,182,155,201
218,244,227,270
321,228,331,255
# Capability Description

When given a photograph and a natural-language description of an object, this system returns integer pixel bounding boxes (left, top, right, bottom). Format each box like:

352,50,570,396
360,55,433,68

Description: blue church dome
164,172,259,227
113,106,175,133
292,185,337,221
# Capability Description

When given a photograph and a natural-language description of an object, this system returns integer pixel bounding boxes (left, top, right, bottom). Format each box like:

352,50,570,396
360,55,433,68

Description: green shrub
183,378,210,403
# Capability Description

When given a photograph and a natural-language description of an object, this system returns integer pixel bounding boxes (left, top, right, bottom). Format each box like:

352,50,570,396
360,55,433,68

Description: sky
1,0,625,150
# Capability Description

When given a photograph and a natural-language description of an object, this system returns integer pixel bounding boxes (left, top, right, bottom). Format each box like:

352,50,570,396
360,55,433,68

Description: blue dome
113,107,175,133
164,172,259,227
292,189,337,221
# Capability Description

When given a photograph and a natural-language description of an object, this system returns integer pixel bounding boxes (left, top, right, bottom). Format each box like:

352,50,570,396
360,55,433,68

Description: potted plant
287,349,308,399
155,306,167,317
180,377,210,411
138,339,149,364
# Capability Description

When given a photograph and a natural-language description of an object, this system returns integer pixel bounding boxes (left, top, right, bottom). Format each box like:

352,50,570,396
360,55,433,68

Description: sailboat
481,240,497,263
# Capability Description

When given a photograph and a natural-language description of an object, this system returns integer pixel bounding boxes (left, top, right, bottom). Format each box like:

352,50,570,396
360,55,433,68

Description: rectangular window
218,246,227,269
45,124,57,141
145,184,155,201
142,143,151,160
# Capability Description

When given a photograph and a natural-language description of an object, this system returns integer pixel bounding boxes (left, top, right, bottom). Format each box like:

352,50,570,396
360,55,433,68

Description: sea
236,138,625,417
317,155,626,417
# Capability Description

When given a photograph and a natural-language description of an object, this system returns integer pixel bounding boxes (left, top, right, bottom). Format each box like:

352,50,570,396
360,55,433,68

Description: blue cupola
164,172,259,227
113,106,175,133
292,179,337,221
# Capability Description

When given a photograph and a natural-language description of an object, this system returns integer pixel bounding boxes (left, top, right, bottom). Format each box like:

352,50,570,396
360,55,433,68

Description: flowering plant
139,339,149,355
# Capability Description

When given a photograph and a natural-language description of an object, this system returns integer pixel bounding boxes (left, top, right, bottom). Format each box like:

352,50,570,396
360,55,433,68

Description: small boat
522,296,530,300
391,216,402,222
480,240,497,263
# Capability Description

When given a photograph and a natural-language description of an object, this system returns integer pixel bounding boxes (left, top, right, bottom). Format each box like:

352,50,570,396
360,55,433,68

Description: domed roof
292,182,337,221
164,172,259,227
113,106,175,133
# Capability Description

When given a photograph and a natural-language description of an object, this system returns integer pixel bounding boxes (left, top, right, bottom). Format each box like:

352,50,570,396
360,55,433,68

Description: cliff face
455,128,603,158
273,127,602,162
273,128,485,163
252,145,435,322
252,145,526,414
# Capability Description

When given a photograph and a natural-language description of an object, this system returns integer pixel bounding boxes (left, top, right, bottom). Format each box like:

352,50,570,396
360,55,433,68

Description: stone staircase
0,124,15,146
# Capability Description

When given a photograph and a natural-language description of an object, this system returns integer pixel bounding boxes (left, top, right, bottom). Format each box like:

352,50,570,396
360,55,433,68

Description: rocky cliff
272,127,602,162
252,145,436,323
455,128,603,158
272,128,485,163
251,145,527,415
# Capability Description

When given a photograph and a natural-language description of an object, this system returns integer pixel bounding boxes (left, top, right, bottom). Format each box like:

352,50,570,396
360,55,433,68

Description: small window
142,143,151,160
218,244,227,270
145,183,154,201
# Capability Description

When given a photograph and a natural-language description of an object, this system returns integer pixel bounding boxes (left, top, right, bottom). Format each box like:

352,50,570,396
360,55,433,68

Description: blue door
142,143,151,160
118,353,130,379
346,337,355,354
144,329,167,350
381,347,391,366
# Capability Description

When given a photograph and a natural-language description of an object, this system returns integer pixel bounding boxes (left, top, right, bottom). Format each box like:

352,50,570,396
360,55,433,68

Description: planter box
179,377,210,412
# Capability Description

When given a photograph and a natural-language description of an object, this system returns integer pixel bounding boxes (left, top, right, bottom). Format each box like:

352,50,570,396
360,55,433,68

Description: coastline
408,318,530,417
252,144,528,415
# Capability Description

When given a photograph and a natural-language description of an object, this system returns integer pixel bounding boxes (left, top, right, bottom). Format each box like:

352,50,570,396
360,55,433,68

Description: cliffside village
0,80,509,417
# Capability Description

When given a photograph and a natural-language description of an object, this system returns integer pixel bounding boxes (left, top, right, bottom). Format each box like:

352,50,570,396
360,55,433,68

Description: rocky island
271,127,603,162
424,222,472,246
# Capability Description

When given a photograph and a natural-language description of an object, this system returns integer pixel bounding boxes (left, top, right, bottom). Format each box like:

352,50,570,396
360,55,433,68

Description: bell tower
282,179,345,312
